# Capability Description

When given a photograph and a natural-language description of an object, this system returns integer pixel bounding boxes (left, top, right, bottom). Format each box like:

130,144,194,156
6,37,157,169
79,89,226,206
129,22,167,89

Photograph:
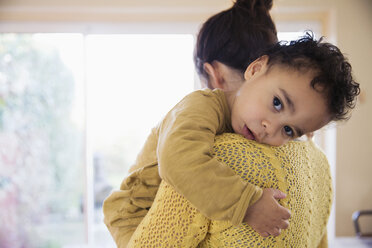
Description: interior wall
331,0,372,237
1,0,371,237
0,0,229,22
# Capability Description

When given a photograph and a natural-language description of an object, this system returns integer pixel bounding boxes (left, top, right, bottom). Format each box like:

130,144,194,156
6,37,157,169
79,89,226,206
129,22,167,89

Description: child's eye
273,97,282,111
284,126,294,137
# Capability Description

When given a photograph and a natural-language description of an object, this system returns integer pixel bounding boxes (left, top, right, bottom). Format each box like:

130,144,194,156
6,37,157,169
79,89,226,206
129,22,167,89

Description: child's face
228,56,331,146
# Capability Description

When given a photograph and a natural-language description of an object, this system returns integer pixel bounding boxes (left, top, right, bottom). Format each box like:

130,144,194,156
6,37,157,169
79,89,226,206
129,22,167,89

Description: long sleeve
127,181,210,247
103,165,161,248
157,89,262,226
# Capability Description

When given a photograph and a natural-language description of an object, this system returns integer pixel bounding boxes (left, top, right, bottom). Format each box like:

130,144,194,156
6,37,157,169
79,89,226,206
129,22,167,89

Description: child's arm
157,90,258,225
103,165,161,248
157,90,289,230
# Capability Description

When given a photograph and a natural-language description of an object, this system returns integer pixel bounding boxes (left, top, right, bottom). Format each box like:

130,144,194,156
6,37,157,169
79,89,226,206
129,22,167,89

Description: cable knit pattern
128,133,333,248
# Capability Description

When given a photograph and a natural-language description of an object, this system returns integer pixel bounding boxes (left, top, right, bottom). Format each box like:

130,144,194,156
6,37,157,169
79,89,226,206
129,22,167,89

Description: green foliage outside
0,34,84,248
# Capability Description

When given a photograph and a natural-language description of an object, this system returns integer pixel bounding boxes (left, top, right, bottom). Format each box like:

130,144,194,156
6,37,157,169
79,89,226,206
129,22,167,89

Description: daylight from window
0,30,313,247
0,33,194,248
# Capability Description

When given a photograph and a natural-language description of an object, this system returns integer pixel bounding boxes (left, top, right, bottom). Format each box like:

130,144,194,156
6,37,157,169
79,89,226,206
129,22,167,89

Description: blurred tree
0,34,83,248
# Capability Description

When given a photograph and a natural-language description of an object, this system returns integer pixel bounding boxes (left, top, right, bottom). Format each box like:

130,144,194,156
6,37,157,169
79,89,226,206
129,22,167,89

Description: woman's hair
194,0,278,81
264,32,360,121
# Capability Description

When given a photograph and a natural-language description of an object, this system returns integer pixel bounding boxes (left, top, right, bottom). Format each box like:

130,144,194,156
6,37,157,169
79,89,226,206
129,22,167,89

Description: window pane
0,33,85,248
86,34,195,245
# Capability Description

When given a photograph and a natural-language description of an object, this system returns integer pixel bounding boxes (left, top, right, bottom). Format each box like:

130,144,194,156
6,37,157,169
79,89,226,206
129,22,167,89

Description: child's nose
262,119,280,136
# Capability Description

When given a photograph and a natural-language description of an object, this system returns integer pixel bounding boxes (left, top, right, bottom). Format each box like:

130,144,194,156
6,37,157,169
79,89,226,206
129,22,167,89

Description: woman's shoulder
213,133,330,184
214,133,327,158
214,133,273,153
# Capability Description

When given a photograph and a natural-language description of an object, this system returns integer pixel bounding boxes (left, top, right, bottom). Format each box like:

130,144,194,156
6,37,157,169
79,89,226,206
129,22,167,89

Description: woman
103,0,333,247
127,133,331,247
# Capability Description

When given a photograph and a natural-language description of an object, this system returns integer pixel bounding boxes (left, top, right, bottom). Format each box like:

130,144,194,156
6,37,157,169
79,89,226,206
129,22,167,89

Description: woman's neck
219,63,245,90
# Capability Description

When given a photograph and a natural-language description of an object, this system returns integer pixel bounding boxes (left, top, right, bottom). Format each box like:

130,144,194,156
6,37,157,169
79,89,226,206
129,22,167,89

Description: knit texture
128,133,332,247
104,89,263,248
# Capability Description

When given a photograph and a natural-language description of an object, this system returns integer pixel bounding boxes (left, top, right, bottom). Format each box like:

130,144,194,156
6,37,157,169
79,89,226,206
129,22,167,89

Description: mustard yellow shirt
128,134,333,248
103,89,263,247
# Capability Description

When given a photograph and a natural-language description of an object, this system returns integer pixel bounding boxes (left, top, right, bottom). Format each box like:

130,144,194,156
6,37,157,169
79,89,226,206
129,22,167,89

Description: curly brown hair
264,32,360,121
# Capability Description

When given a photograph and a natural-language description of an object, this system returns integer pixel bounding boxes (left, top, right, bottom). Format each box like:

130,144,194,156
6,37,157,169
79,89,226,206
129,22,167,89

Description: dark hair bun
234,0,273,12
194,0,277,83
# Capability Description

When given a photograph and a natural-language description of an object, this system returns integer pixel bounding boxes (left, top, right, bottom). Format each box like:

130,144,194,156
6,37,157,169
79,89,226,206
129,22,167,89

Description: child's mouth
243,125,256,141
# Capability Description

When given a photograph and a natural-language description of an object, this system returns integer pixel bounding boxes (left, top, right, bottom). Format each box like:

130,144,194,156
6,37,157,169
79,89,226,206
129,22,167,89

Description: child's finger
280,207,291,219
278,219,290,229
269,227,281,237
270,188,287,199
259,231,270,237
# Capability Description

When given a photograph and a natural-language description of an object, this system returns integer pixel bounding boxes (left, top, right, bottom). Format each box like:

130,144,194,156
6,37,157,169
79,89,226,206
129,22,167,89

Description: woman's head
194,0,278,89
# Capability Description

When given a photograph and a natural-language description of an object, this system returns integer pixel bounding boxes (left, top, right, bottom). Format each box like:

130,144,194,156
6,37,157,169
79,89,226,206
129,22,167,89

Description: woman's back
128,133,332,247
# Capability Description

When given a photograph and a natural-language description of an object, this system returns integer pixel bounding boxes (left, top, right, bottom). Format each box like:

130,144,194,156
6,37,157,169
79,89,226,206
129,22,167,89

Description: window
0,18,329,247
86,34,194,246
0,33,86,247
0,32,194,248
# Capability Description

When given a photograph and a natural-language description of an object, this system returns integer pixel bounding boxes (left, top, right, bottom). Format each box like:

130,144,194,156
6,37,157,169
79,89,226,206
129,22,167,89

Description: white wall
331,0,372,237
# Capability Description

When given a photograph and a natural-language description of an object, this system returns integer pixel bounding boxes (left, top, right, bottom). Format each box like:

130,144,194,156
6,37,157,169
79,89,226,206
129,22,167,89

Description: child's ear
204,62,223,89
244,55,269,81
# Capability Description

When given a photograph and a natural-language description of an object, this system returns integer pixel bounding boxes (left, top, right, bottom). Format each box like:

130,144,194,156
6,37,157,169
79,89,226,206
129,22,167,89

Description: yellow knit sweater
128,134,333,247
103,89,263,247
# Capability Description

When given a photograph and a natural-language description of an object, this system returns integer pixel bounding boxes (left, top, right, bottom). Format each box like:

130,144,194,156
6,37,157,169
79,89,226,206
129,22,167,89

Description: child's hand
243,188,291,237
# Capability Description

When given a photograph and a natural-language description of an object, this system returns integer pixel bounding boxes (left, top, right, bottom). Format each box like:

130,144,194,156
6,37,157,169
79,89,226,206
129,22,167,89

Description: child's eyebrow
279,88,295,113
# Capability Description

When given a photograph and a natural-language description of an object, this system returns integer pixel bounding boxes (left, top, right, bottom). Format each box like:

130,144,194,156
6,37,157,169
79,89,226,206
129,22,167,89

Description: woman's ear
203,62,224,89
244,55,269,81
